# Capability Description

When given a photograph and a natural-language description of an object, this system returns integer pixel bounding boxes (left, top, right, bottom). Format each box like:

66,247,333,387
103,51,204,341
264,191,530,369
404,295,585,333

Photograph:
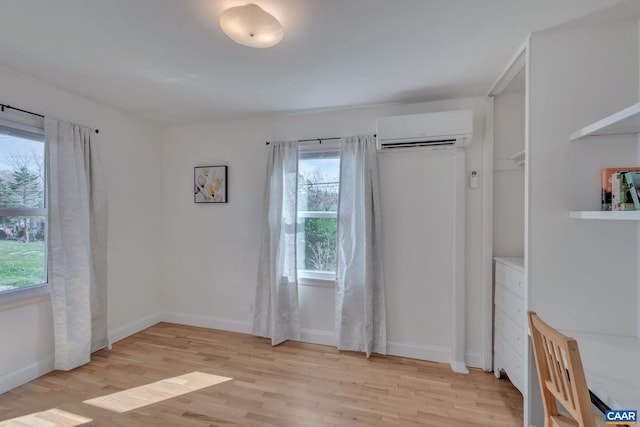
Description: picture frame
194,165,227,203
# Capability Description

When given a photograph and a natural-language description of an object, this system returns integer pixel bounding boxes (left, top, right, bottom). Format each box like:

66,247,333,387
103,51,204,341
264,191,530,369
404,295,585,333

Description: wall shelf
570,102,640,141
569,211,640,220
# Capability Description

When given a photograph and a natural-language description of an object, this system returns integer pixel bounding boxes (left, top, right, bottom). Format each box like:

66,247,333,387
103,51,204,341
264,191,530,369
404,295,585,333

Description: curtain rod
265,134,376,146
0,103,100,134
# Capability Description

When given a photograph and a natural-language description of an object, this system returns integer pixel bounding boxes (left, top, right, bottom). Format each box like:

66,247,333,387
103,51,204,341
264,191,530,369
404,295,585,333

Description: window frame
0,113,49,305
296,142,341,286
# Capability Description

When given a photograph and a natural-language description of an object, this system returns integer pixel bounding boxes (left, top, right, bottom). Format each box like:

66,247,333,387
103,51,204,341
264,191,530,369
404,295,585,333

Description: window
297,144,340,284
0,116,47,302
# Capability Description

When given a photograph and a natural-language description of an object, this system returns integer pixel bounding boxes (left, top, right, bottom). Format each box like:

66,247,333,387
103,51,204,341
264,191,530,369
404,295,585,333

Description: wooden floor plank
0,323,523,426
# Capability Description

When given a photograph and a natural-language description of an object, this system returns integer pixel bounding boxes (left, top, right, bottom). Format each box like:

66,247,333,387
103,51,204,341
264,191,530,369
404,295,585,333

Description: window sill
0,283,50,309
298,270,336,288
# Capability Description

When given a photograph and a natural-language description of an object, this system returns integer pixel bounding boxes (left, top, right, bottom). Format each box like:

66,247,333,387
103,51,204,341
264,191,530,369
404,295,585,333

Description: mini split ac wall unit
376,109,473,150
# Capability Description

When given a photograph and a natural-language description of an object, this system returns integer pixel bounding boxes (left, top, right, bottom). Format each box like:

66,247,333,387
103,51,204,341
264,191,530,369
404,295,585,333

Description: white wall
528,20,639,335
526,18,639,426
160,97,487,366
0,65,163,393
493,90,525,257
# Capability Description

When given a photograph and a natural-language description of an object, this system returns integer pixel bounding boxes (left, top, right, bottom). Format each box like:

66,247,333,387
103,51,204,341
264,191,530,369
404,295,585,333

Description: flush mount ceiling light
219,4,283,48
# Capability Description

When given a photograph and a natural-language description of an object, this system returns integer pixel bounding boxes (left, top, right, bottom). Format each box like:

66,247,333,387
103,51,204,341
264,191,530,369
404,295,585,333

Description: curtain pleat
253,141,300,345
45,118,108,371
336,135,386,357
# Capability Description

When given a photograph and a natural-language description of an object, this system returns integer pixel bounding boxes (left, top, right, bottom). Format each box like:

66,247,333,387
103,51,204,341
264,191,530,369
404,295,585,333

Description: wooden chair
528,311,596,427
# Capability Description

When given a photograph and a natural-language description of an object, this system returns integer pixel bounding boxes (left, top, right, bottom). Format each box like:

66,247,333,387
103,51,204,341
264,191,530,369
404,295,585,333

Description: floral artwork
194,166,227,203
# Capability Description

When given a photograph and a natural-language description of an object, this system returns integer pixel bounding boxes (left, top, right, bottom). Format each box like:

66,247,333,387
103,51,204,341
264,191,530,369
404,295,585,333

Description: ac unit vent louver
376,110,473,151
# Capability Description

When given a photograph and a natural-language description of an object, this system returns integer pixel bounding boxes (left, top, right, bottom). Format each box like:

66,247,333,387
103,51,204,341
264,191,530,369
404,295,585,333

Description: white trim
388,341,451,363
299,328,336,347
159,314,485,368
0,111,44,132
162,312,252,334
481,96,495,372
160,313,336,346
298,277,336,287
0,208,47,217
298,139,342,153
484,36,530,381
486,38,528,97
451,147,468,374
0,356,54,395
159,313,485,368
464,352,483,369
297,211,337,219
0,283,49,307
109,312,163,344
523,37,538,427
386,341,483,369
0,312,488,395
298,269,335,284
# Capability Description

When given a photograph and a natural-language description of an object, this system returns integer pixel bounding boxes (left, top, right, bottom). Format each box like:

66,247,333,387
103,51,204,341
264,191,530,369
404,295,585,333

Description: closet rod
0,103,100,134
265,134,376,145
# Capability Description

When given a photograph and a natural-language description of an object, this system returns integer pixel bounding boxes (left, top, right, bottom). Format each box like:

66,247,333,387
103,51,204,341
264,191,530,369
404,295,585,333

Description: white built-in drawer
495,259,524,299
502,287,524,328
503,266,524,299
495,309,524,358
501,337,524,393
494,257,525,395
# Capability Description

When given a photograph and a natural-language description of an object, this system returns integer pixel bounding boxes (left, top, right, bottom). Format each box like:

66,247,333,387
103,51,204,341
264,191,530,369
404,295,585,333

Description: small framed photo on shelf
194,165,227,203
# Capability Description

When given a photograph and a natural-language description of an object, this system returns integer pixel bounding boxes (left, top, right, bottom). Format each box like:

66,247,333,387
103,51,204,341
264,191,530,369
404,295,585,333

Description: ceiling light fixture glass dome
219,4,283,48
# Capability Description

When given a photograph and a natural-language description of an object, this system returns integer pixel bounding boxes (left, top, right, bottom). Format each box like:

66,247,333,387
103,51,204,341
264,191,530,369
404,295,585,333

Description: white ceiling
0,0,630,125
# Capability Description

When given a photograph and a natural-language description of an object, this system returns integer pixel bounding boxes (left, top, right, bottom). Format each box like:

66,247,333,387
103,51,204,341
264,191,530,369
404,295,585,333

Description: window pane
297,217,337,272
297,152,340,275
298,156,339,212
0,134,45,209
0,130,46,293
0,215,46,291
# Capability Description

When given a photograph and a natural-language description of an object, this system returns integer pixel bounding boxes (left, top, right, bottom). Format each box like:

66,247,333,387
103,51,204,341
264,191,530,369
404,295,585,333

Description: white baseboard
464,352,483,369
161,312,252,335
299,328,336,347
0,357,54,395
159,313,484,369
1,312,486,396
0,314,163,395
387,341,451,363
387,341,483,369
109,312,163,344
161,313,336,347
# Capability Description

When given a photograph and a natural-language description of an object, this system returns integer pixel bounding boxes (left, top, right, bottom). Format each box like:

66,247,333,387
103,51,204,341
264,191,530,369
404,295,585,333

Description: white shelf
571,102,640,141
508,150,525,167
569,211,640,220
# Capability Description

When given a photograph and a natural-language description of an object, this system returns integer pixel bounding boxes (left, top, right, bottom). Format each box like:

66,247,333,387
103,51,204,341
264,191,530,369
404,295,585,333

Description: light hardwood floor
0,323,523,426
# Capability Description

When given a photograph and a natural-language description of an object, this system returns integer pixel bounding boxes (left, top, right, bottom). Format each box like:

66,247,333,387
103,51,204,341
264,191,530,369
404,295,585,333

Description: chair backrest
527,311,596,427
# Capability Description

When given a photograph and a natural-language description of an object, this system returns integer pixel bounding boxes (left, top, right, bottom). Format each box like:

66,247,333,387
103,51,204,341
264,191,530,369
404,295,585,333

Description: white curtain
253,141,301,345
45,118,108,371
336,135,386,357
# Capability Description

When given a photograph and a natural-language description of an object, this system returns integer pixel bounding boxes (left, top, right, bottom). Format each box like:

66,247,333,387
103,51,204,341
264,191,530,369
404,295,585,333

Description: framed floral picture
194,165,227,203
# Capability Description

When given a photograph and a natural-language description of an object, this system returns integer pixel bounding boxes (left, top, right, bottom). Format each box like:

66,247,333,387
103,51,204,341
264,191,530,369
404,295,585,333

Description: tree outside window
297,149,340,279
0,132,46,292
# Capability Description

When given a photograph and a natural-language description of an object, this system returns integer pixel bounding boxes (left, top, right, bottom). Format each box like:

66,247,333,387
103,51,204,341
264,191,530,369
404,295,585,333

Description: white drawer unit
494,257,525,394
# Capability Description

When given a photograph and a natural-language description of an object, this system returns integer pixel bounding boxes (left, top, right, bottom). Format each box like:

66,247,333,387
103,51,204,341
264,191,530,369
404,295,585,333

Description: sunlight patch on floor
83,371,232,413
0,372,232,426
0,408,92,427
